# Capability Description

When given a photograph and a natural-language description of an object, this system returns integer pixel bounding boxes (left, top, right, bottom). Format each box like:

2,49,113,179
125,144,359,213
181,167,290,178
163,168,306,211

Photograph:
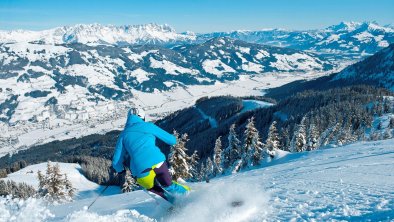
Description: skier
112,108,190,201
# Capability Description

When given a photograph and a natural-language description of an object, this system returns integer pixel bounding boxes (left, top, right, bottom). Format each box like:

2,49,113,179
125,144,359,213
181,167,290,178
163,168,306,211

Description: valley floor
2,138,393,221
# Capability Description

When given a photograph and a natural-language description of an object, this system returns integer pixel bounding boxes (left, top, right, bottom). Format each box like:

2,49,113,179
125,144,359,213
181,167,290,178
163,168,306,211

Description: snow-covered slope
0,36,335,157
0,23,195,45
5,162,120,200
1,138,393,221
333,43,394,90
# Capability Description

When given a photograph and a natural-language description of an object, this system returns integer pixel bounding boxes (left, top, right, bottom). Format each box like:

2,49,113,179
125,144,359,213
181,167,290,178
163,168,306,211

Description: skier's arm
148,123,177,146
112,135,126,173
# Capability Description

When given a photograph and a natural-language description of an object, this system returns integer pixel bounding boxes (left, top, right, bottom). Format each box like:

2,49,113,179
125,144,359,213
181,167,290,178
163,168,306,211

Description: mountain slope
1,138,393,221
333,43,394,90
266,43,394,99
0,38,331,125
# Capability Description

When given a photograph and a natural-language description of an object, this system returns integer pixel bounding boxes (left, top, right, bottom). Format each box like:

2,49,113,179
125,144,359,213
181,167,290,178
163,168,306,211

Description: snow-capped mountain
197,22,394,58
333,43,394,90
0,37,331,124
1,21,393,59
0,23,196,45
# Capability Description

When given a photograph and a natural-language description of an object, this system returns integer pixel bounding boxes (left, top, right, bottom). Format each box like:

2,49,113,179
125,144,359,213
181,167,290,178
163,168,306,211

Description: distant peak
327,21,362,32
326,21,393,33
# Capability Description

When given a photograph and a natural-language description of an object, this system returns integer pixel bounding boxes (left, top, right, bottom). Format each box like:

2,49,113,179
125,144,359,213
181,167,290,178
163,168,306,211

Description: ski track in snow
195,107,218,128
1,139,393,221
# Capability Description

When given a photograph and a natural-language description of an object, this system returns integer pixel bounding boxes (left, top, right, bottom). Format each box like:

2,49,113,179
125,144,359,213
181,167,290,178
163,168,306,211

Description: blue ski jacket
112,113,176,178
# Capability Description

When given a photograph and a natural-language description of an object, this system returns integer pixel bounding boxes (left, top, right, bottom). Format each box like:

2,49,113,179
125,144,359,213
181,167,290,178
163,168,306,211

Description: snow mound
0,197,54,222
65,209,154,222
166,181,270,222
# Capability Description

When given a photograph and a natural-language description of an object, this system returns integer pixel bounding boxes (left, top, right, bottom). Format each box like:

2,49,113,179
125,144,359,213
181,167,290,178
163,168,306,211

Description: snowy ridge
198,21,394,59
1,138,393,221
0,23,195,45
333,43,394,90
1,21,392,58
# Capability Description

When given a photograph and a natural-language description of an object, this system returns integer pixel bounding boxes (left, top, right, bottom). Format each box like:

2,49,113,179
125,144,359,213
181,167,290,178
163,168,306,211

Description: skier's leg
153,162,191,195
137,164,168,200
147,184,167,200
153,162,172,187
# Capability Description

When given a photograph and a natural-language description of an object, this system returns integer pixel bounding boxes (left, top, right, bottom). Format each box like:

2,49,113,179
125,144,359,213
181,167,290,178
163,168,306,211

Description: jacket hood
125,113,144,128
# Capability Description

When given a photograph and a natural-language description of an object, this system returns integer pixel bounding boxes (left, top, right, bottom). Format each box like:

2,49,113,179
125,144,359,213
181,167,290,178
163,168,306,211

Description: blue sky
0,0,393,33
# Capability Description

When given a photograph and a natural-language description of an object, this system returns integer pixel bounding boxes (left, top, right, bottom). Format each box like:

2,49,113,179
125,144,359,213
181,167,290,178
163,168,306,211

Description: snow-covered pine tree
319,122,341,146
306,123,319,151
37,161,75,202
188,150,199,181
51,163,66,199
213,136,223,176
390,118,394,129
37,170,46,196
198,162,206,182
0,180,36,199
64,174,75,198
243,117,264,167
291,117,307,152
281,127,291,151
266,121,280,157
223,124,241,173
205,157,214,183
337,123,358,146
168,130,191,181
383,128,392,139
122,170,138,193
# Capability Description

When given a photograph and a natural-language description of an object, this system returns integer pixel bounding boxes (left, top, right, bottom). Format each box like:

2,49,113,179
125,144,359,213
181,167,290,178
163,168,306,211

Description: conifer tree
37,161,75,202
281,127,291,151
306,123,319,151
198,162,206,182
121,170,138,193
243,117,263,167
390,118,394,129
383,129,392,139
168,130,191,181
205,157,214,183
213,136,223,176
51,163,65,198
266,121,280,157
291,118,307,152
188,150,199,181
64,174,75,198
0,180,36,199
223,124,241,172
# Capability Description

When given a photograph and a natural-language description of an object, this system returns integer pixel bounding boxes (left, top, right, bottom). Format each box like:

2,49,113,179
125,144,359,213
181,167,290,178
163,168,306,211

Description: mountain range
1,21,393,59
198,22,394,58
